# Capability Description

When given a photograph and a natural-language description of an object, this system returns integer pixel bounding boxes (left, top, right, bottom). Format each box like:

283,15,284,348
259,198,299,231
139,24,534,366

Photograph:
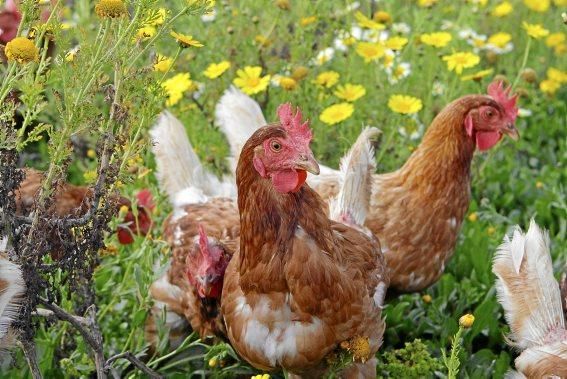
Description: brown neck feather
399,95,497,183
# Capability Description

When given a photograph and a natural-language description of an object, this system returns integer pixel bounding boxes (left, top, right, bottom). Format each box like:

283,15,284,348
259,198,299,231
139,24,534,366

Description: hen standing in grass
221,104,388,378
146,112,238,347
493,220,567,377
216,82,519,292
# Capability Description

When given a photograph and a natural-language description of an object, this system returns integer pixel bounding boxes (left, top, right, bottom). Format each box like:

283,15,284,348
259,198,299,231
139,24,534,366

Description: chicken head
464,81,519,151
252,103,319,193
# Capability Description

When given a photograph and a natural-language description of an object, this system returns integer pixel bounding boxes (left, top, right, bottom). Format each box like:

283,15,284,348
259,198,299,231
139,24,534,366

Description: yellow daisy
461,68,494,81
491,1,513,17
334,84,366,102
153,54,173,72
545,33,565,47
135,26,156,40
373,11,392,24
522,22,549,39
233,66,270,95
95,0,127,19
354,11,385,30
442,51,480,75
384,36,408,50
314,71,340,88
547,68,567,83
420,32,452,48
388,95,423,114
319,103,354,125
523,0,550,12
203,61,231,79
487,32,512,48
418,0,439,7
162,73,193,106
355,42,385,62
300,16,317,27
279,76,298,91
171,31,204,48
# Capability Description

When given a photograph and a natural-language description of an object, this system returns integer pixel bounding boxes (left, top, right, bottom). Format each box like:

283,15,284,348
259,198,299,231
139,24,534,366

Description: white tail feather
150,111,235,207
329,127,380,227
215,86,267,172
514,341,567,377
0,254,25,348
493,219,565,350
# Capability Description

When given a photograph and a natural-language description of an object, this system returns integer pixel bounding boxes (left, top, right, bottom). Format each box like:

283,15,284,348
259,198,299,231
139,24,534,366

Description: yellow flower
279,76,297,91
459,314,475,329
153,8,167,25
388,95,423,114
522,22,549,39
153,54,173,72
442,52,480,75
488,32,512,48
233,66,270,95
171,31,204,48
4,37,39,64
314,71,340,88
275,0,290,10
487,226,496,235
555,43,567,56
87,149,96,159
162,73,193,106
320,103,354,125
356,42,385,62
135,26,156,40
344,336,371,363
468,212,478,222
208,358,217,367
422,294,432,303
420,32,452,48
354,11,385,30
373,11,391,24
555,0,567,4
255,35,271,47
95,0,127,18
461,68,494,81
418,0,438,7
203,61,231,79
65,47,79,62
83,170,97,183
385,36,408,50
334,84,366,102
523,0,550,12
540,79,561,95
491,1,513,17
291,66,309,81
300,16,317,27
536,181,544,189
250,375,270,379
546,33,566,47
547,68,567,83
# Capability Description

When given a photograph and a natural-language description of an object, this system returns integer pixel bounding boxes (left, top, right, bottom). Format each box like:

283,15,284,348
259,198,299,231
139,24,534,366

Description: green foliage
378,339,443,378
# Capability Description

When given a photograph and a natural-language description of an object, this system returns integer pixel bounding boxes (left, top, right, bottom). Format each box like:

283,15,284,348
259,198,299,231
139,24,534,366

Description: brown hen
221,104,388,377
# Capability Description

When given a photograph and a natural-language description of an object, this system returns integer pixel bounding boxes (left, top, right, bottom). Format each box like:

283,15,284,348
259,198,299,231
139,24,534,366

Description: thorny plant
0,1,211,378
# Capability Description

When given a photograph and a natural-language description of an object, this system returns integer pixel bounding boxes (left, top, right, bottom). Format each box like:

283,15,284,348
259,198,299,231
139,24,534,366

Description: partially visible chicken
15,168,153,247
0,0,20,44
215,83,519,292
222,104,388,377
493,220,567,378
0,237,26,350
146,112,238,348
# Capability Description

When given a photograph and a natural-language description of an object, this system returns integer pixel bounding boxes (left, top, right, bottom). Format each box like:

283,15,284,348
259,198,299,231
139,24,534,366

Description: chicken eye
270,140,282,152
485,109,494,118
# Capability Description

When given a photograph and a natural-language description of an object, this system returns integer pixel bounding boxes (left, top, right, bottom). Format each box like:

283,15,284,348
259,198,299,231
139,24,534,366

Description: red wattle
476,131,502,151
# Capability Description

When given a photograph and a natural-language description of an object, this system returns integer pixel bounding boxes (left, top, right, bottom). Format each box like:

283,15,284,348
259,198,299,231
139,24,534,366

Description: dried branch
20,338,42,379
104,352,164,379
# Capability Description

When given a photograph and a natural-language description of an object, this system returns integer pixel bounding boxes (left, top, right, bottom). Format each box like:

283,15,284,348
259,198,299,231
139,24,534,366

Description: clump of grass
378,339,443,378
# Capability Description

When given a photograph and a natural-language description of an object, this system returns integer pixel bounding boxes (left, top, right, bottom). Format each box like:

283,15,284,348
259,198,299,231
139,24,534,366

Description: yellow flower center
95,0,127,19
4,37,39,64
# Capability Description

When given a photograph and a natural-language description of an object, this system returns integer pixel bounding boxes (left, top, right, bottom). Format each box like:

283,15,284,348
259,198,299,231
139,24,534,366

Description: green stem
511,37,532,90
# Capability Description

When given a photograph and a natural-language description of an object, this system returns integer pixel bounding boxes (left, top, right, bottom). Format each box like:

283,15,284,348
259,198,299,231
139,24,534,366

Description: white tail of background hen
150,111,236,209
493,220,566,378
329,127,380,228
215,86,267,172
0,240,26,349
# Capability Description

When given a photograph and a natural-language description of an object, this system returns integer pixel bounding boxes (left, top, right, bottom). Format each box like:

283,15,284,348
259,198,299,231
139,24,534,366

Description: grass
1,0,566,377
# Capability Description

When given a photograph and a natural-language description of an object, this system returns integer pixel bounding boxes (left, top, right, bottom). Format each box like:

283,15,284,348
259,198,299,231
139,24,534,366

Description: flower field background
1,0,566,377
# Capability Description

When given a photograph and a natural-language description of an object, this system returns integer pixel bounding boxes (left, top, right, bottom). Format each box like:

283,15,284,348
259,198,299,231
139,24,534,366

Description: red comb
487,81,518,123
198,225,208,252
277,103,313,142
